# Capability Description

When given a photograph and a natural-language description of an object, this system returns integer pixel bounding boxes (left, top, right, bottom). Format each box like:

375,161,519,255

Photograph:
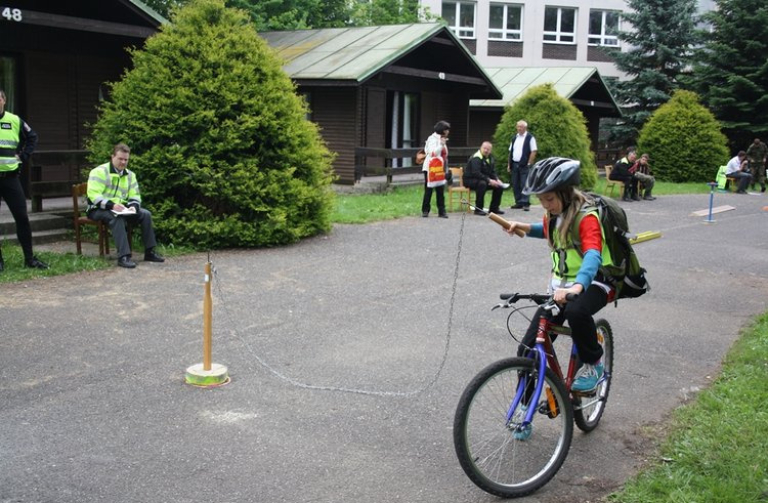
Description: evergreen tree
609,0,699,144
637,90,729,182
492,84,598,190
349,0,435,26
88,0,335,249
689,0,768,148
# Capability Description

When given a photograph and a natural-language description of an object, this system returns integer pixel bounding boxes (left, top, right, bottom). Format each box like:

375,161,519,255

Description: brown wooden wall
468,109,503,149
310,86,359,185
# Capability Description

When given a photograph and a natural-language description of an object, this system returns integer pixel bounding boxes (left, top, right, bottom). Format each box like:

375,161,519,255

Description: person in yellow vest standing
501,158,614,392
0,88,48,271
86,143,165,268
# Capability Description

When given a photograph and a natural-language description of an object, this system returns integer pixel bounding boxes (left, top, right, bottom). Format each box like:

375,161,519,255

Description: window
543,6,576,43
0,56,17,112
489,3,522,41
588,10,619,46
388,91,420,167
442,1,476,38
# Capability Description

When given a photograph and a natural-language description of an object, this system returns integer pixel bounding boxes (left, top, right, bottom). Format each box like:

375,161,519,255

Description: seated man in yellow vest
86,143,165,268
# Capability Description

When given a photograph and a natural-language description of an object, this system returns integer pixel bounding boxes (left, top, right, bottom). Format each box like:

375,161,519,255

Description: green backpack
572,193,649,300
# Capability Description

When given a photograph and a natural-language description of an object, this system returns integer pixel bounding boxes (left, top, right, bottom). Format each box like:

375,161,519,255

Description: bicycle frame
506,313,579,429
505,304,605,428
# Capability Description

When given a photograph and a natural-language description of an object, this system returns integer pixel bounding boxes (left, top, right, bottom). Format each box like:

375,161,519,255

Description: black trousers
421,172,446,215
0,173,35,260
465,179,503,211
517,284,608,365
89,207,158,259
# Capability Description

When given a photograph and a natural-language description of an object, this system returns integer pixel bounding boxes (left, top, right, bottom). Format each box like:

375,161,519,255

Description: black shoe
622,197,633,202
643,195,656,201
473,209,486,215
736,190,747,194
762,186,766,193
438,213,448,219
510,203,524,209
523,206,530,212
144,249,165,263
422,212,429,218
25,257,49,269
118,255,137,268
489,208,505,215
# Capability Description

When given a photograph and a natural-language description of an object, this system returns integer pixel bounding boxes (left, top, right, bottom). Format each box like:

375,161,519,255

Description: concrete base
185,363,229,387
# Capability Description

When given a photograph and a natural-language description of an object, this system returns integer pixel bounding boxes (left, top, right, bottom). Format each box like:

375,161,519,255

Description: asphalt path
2,192,767,503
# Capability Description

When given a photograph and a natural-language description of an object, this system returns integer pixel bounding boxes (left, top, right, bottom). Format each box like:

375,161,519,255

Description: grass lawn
610,313,768,503
332,178,713,224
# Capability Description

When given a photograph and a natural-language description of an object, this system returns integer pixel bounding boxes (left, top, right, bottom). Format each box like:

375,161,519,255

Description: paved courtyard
2,192,768,502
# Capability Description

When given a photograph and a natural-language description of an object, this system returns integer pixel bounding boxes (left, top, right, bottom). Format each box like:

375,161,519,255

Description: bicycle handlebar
493,292,578,311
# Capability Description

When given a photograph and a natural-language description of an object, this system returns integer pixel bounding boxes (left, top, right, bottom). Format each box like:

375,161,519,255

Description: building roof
122,0,167,26
260,23,502,98
471,67,621,116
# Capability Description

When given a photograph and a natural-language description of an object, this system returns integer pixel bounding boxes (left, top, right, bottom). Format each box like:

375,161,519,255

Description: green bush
637,90,730,183
87,0,335,249
492,83,598,190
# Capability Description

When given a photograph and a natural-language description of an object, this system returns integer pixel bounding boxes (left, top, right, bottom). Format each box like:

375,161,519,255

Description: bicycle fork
506,317,553,435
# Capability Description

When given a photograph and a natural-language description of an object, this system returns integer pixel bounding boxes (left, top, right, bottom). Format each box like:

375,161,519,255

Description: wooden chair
447,167,472,212
603,164,626,198
72,183,109,256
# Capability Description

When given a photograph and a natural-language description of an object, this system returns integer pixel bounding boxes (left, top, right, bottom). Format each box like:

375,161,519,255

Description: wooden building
261,23,503,185
469,67,622,155
0,0,163,200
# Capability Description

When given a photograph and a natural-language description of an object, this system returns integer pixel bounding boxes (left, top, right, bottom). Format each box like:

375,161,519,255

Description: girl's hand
553,284,583,304
503,221,527,238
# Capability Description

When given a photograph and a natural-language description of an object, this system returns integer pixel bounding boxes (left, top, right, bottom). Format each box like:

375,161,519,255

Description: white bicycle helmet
522,157,581,195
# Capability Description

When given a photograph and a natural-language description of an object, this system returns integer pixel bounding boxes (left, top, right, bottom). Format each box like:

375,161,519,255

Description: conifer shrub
637,90,729,182
87,0,335,249
492,84,598,190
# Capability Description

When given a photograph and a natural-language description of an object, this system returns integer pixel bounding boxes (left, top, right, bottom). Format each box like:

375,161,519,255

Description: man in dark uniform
464,141,508,215
0,88,48,271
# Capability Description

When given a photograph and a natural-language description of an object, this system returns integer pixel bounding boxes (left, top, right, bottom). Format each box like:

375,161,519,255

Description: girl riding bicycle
503,157,614,392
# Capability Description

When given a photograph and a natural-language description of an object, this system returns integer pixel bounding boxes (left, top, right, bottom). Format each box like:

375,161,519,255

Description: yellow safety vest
0,112,22,172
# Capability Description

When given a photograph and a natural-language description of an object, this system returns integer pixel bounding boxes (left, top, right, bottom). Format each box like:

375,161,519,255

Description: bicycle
453,292,614,498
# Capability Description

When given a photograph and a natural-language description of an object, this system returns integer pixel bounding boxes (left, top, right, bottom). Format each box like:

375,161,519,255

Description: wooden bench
30,180,79,212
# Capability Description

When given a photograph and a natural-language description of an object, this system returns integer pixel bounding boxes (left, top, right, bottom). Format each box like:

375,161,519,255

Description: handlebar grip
487,212,526,237
565,293,579,301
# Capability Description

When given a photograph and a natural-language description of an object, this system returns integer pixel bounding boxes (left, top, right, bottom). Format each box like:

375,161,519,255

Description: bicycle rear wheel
453,357,573,498
573,319,614,432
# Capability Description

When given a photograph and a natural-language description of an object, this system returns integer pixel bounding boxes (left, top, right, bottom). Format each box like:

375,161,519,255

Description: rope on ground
209,212,467,398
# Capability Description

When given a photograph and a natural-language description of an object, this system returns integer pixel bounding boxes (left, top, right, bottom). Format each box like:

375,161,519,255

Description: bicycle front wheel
573,319,614,432
453,357,574,498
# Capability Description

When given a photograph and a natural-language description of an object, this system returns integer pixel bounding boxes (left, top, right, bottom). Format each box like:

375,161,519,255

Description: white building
420,0,715,80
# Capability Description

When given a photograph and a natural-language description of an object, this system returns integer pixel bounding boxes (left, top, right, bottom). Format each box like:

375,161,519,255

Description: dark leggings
517,284,608,364
421,172,446,215
0,175,34,260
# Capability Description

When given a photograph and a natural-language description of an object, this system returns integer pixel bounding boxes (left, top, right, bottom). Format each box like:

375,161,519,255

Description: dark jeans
610,173,639,198
511,162,529,206
89,207,158,258
0,173,35,260
729,171,752,192
465,179,503,211
517,284,608,365
422,172,446,215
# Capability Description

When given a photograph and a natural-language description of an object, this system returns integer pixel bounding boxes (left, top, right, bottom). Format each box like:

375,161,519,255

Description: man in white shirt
725,151,752,194
507,120,537,211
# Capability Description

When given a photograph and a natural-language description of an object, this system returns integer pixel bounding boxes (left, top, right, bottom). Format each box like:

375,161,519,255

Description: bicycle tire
453,357,574,498
573,319,614,432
